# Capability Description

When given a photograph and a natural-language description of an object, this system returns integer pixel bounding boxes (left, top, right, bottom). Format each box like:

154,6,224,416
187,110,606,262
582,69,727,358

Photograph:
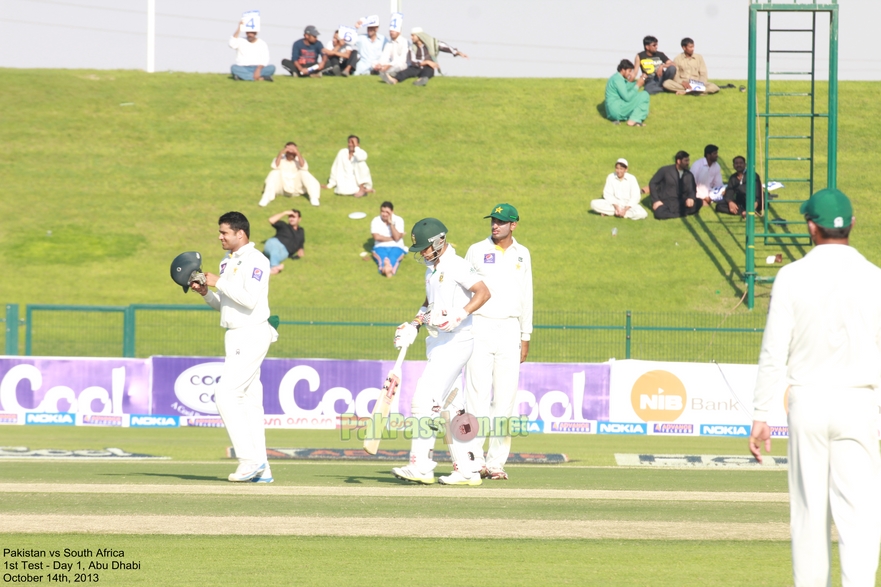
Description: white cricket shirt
465,237,534,341
753,244,881,420
204,242,271,329
425,246,481,333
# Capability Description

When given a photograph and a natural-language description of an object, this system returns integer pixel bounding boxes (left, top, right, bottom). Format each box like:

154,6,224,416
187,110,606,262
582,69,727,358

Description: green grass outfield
1,425,868,586
4,70,881,317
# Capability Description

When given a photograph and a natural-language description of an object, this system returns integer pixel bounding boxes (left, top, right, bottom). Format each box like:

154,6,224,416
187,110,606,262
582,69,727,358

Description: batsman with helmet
171,211,278,483
391,218,491,486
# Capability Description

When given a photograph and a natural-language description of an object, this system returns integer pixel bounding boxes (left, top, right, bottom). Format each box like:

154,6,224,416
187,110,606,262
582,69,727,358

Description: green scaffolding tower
745,0,839,309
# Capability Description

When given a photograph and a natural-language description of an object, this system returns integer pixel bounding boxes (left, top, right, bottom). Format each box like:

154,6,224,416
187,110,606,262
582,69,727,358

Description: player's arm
464,281,490,314
268,211,288,225
520,251,534,363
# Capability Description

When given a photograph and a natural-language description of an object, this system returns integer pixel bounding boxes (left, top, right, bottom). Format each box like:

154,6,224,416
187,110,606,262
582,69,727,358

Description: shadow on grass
129,472,226,482
321,472,420,485
681,212,745,298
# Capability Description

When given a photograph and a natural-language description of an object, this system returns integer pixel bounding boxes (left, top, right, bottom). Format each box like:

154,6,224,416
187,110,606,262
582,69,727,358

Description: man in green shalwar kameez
605,59,650,126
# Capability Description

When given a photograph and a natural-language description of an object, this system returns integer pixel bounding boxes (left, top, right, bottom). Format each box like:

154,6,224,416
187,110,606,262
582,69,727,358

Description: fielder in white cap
590,158,647,220
373,12,408,77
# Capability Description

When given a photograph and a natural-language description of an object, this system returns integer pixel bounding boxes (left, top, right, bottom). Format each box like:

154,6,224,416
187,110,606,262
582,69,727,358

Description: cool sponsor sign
0,357,151,416
152,357,611,430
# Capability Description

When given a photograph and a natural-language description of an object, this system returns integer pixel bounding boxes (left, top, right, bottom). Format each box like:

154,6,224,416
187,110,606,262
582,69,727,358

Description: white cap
411,27,423,35
616,158,628,168
389,12,403,32
362,14,380,28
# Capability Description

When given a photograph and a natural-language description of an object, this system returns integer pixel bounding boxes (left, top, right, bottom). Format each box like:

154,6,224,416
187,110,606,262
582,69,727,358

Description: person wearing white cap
382,27,469,86
373,12,409,78
590,158,647,220
354,15,387,75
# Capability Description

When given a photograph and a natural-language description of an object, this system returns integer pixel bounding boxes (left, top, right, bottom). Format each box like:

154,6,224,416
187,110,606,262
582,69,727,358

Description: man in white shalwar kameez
258,142,321,207
590,158,647,220
324,135,374,197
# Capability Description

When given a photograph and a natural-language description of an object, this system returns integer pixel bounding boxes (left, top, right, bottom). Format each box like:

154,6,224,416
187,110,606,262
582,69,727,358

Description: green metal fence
6,304,768,364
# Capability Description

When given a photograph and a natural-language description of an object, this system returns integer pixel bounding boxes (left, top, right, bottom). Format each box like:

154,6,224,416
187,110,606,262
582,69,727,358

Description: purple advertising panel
0,357,151,415
151,357,610,429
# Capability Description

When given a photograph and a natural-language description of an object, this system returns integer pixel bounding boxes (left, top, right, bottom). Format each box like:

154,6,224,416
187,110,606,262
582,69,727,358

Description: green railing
6,304,767,364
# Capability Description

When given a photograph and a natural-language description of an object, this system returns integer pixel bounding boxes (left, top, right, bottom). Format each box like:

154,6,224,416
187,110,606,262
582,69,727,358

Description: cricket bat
363,344,408,455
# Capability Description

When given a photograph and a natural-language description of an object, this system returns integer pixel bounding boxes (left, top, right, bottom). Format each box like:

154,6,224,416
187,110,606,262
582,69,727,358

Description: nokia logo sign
700,425,749,437
25,413,75,425
598,422,646,435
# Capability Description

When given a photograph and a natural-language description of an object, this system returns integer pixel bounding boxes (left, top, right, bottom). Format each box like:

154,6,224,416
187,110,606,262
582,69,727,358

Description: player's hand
394,322,418,348
190,281,208,296
729,201,739,215
438,308,468,332
204,272,219,288
520,340,529,363
748,420,772,463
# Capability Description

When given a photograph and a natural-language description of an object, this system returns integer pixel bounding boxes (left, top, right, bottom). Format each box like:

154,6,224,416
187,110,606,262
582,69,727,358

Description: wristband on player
411,306,429,329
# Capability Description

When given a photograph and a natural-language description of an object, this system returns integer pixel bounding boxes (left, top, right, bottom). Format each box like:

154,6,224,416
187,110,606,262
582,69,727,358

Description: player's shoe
228,462,266,482
486,468,508,480
438,471,482,486
250,465,274,484
392,465,435,485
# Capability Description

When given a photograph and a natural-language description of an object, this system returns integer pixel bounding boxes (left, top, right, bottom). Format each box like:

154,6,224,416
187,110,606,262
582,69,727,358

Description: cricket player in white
191,211,278,483
465,203,533,480
392,218,491,486
750,189,881,587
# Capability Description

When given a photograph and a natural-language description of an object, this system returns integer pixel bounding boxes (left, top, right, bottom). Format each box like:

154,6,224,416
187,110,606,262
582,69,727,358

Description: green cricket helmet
409,218,448,264
170,251,203,293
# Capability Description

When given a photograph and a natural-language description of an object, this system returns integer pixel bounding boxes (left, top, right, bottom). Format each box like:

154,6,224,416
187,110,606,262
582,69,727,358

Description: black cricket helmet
170,251,202,293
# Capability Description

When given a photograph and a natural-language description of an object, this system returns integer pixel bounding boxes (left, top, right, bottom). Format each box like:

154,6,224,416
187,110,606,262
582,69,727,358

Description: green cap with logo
484,203,519,222
800,188,853,229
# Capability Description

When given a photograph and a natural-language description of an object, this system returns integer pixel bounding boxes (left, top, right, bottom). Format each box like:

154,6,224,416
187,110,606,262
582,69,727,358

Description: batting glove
438,308,469,332
394,322,418,348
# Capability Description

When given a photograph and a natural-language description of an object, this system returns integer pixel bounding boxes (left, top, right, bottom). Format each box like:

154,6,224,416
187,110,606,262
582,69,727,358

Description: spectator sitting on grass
717,156,765,218
371,201,406,277
590,158,647,220
264,209,304,275
381,27,468,86
605,59,649,127
691,144,724,205
648,150,701,219
354,15,387,75
323,135,374,197
229,19,275,82
259,142,321,207
321,29,358,77
374,13,410,80
282,26,325,77
630,35,677,95
663,38,720,95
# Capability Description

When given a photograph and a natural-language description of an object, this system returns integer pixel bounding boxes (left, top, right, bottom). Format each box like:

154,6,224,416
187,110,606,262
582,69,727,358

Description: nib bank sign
608,360,777,429
151,357,611,426
0,358,151,415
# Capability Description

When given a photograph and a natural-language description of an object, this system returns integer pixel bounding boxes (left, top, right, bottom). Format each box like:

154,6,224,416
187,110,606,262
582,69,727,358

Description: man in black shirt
631,35,677,95
717,156,765,218
263,209,305,275
649,151,701,219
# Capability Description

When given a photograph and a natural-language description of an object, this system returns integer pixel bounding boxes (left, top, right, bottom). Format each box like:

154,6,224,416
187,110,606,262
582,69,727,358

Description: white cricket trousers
589,199,648,220
259,169,321,207
408,330,478,472
465,316,522,470
215,322,274,468
787,386,881,587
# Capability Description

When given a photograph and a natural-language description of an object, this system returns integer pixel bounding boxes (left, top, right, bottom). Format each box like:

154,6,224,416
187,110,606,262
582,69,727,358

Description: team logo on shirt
484,253,496,264
438,273,444,282
220,261,227,274
252,268,263,282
